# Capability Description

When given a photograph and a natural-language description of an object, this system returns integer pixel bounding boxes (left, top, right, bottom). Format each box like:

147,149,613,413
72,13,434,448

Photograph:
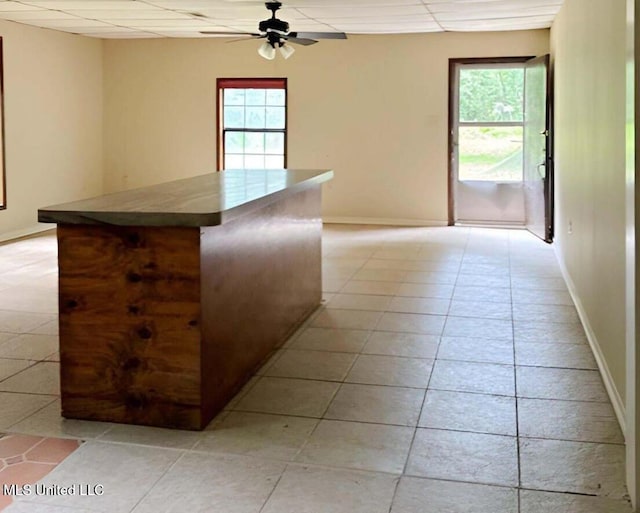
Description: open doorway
449,56,553,242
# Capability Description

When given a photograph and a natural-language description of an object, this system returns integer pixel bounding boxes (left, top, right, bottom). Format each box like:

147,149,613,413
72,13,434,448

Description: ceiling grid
0,0,563,39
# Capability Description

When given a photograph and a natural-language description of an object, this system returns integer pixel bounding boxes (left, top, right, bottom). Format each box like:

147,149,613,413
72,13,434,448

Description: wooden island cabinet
38,169,333,430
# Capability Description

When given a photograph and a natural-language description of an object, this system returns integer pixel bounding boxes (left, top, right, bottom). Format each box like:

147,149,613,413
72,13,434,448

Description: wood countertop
38,169,333,227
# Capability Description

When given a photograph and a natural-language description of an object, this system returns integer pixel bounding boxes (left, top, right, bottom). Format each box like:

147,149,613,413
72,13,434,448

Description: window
455,63,525,182
217,78,287,170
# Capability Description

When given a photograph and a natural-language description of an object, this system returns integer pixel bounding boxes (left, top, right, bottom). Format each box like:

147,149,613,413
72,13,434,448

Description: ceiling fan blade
200,31,262,36
226,35,264,43
288,31,347,40
284,36,318,46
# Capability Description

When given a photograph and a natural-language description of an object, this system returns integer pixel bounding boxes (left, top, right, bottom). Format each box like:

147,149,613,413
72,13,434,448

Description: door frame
448,56,535,225
626,0,637,507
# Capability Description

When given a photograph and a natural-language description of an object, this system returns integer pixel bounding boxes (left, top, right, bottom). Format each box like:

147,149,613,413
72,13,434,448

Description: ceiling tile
150,30,210,37
435,9,558,22
440,16,554,31
28,18,115,27
65,9,192,19
120,18,215,27
189,6,307,20
0,1,45,11
332,22,442,33
297,5,430,18
320,14,435,24
22,0,153,8
78,25,144,33
426,0,562,11
284,0,421,5
0,9,81,19
143,0,239,7
84,31,161,38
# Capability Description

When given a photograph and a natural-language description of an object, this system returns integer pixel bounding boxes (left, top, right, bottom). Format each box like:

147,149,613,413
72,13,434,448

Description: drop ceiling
0,0,564,39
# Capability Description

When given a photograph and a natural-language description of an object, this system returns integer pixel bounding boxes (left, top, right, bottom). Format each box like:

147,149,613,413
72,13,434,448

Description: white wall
103,31,549,225
551,0,628,413
0,21,102,241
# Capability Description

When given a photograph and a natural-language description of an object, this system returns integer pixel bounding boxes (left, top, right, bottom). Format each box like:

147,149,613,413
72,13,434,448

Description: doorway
449,56,553,241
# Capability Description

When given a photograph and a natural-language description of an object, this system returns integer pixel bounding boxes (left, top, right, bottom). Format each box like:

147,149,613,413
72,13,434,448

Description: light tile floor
0,225,633,512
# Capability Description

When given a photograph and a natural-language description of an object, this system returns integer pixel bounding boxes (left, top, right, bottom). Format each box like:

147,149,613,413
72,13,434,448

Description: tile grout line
381,231,468,512
4,394,58,433
508,231,523,513
394,228,470,490
256,463,288,513
290,245,380,467
126,449,190,513
325,231,460,512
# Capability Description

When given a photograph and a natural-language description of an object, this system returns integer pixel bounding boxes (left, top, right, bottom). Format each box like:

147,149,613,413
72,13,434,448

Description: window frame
455,62,526,183
216,78,288,171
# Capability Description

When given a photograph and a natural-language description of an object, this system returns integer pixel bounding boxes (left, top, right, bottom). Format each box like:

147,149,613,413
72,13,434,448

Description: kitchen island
39,169,333,430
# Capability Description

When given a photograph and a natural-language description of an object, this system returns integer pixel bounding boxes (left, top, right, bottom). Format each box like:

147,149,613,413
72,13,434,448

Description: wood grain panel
58,225,203,429
199,187,322,421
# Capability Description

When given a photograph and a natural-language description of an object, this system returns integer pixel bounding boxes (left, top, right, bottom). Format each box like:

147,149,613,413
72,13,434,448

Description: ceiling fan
200,1,347,60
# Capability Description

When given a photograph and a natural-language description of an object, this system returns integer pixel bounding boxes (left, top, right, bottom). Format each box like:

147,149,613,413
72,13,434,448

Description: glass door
450,60,528,225
523,55,553,242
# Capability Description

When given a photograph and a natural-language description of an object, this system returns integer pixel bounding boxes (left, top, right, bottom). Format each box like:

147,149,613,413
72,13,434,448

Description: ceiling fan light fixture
258,41,276,60
279,42,295,59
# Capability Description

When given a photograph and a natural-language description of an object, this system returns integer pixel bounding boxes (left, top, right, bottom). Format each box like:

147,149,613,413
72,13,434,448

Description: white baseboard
0,224,54,244
323,216,448,227
456,221,525,229
554,245,627,435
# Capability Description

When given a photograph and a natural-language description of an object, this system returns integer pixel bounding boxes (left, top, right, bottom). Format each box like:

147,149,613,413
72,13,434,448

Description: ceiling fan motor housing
259,17,289,34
